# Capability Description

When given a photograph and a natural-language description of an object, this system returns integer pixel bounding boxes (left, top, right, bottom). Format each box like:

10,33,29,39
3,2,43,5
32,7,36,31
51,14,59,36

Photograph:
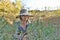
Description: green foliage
1,17,60,40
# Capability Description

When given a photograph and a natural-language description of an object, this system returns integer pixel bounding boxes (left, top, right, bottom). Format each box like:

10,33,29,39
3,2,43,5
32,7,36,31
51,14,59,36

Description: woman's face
21,15,29,21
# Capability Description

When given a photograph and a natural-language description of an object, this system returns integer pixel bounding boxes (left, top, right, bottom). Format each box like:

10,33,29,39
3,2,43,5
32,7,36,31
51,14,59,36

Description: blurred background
0,0,60,40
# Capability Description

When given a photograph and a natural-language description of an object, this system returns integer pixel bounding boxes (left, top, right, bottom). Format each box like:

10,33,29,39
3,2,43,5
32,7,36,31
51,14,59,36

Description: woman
14,8,33,40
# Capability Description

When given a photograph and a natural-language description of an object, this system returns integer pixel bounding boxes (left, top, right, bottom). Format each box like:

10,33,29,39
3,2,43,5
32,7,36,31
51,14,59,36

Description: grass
0,17,60,40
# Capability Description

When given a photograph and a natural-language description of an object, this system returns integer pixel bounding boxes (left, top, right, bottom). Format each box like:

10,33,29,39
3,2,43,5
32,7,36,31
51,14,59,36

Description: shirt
18,24,28,33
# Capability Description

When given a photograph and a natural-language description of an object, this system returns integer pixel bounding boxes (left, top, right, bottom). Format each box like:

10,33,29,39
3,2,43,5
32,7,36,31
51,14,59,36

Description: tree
0,0,22,25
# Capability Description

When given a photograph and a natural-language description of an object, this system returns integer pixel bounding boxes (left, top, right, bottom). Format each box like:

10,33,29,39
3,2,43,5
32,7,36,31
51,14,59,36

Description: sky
10,0,60,10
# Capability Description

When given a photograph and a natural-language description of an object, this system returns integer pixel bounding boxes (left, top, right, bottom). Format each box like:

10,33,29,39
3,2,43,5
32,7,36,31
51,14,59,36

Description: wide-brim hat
16,8,33,18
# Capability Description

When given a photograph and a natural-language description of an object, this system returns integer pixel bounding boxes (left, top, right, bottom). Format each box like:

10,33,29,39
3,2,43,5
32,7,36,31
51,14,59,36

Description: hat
16,8,33,18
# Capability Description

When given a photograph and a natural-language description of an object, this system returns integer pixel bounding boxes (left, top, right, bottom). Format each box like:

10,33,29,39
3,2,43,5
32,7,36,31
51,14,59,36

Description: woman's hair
20,16,22,20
